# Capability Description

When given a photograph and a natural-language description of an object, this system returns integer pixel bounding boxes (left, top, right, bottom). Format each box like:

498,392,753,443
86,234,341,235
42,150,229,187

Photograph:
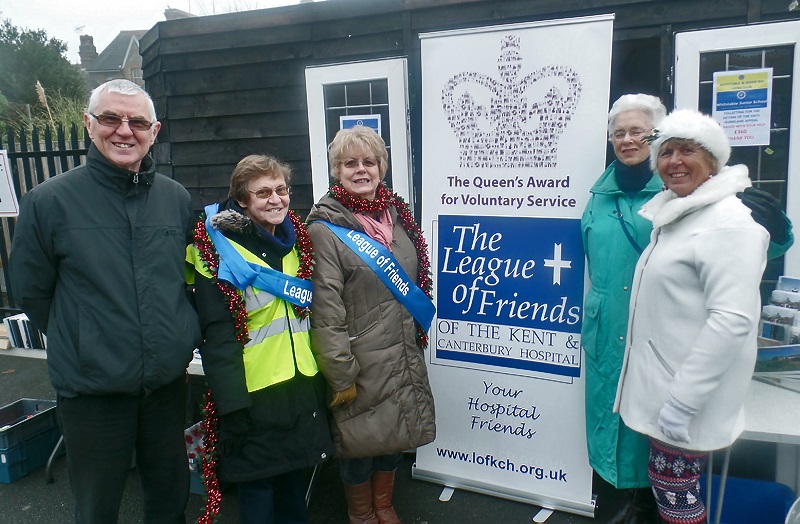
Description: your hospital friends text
467,380,541,439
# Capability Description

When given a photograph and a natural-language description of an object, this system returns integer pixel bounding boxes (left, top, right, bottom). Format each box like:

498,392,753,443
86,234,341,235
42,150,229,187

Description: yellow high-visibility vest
187,239,319,393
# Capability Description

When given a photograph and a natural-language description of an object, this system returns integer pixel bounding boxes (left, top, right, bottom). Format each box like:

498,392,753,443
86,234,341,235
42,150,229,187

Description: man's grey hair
86,80,157,121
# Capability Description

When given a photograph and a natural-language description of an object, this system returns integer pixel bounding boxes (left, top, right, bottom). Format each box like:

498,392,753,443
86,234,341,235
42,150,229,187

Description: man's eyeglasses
89,113,155,131
611,128,651,141
341,158,378,169
247,186,291,199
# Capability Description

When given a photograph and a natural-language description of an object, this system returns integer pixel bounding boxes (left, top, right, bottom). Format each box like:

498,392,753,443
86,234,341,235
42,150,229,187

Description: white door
676,21,800,494
674,20,800,273
305,58,412,204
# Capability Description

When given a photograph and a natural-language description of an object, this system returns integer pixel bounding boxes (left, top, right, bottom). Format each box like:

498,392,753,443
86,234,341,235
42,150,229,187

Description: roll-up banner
415,15,614,517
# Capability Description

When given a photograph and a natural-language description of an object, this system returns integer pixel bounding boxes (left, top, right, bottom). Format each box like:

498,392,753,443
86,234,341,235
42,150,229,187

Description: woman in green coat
582,94,666,523
581,94,793,523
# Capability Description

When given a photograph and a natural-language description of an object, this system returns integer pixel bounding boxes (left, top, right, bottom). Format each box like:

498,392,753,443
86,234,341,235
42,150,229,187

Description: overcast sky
1,0,308,64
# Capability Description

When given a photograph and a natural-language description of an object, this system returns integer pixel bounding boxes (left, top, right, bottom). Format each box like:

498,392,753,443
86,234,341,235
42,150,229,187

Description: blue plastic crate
0,426,63,483
701,474,796,524
0,399,58,449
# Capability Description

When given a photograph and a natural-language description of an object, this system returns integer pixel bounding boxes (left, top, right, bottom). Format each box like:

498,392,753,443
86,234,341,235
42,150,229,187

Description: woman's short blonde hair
229,154,292,202
327,126,389,181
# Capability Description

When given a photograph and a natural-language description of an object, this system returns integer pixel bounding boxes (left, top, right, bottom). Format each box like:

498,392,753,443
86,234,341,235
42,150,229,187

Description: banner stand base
438,486,454,502
412,463,596,518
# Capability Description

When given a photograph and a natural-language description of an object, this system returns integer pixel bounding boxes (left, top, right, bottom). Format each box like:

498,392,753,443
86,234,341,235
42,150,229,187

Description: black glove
217,409,249,457
737,187,790,244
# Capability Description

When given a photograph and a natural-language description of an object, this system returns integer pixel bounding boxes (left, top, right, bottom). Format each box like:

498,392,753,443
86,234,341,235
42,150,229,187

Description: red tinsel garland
288,211,314,319
329,183,433,349
192,210,313,523
196,392,221,524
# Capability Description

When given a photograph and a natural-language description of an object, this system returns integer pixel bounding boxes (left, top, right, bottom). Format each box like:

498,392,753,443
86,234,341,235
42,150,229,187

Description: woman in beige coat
307,126,436,524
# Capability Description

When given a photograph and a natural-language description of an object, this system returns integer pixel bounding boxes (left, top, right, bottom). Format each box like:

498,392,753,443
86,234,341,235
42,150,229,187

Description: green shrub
1,90,85,135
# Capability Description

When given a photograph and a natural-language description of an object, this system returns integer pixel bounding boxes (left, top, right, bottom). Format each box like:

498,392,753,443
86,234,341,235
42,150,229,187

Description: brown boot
343,480,379,524
371,470,402,524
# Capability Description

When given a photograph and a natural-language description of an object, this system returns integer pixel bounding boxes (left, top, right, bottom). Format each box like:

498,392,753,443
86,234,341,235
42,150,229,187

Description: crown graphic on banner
442,35,583,169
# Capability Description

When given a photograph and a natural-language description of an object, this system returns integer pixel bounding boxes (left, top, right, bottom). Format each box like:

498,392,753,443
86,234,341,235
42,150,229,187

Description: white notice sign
0,151,20,217
712,68,773,146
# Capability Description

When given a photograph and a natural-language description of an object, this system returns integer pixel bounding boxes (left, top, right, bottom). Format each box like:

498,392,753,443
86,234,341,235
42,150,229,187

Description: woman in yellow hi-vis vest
187,155,333,524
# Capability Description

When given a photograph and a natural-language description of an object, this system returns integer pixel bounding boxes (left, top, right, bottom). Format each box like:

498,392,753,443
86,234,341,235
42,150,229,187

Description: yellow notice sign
716,71,770,92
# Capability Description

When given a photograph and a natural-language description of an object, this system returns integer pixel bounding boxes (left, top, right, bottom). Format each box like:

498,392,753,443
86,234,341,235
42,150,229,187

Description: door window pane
772,77,793,129
325,84,346,107
728,49,764,70
699,51,727,82
765,47,794,76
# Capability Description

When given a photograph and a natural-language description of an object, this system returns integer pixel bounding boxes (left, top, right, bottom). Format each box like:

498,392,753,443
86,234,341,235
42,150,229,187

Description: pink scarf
354,208,394,251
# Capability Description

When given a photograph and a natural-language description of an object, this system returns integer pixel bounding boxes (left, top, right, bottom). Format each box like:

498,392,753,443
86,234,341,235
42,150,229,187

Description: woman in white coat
614,109,769,524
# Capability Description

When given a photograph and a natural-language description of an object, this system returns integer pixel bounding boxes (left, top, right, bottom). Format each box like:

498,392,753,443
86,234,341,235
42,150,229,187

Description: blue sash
204,203,312,308
316,220,435,331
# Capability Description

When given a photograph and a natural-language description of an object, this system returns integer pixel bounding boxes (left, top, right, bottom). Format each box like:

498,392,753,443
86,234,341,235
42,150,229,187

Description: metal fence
0,124,89,313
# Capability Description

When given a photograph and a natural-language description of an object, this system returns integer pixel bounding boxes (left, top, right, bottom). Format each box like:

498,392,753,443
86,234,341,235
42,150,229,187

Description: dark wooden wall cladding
140,0,800,218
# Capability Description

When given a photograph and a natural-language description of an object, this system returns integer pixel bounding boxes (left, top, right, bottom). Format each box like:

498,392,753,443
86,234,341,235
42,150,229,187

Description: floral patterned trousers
648,438,708,523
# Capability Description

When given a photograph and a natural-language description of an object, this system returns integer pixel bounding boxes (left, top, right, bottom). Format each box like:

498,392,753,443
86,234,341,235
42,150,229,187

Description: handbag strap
615,197,644,255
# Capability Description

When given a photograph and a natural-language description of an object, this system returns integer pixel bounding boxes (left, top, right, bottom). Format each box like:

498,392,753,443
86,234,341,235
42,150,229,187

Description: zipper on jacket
647,339,676,377
349,321,379,341
626,234,658,349
133,173,139,184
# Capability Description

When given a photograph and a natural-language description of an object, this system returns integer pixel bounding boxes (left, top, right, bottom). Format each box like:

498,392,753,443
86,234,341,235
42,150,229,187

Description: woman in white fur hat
613,109,769,523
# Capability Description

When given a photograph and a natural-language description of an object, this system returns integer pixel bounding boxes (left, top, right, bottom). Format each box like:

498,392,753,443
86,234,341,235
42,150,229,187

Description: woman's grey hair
229,154,292,203
327,126,389,181
607,93,667,138
86,79,157,122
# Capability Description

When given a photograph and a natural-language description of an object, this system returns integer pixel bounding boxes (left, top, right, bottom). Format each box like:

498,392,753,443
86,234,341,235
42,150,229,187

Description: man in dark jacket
9,79,201,523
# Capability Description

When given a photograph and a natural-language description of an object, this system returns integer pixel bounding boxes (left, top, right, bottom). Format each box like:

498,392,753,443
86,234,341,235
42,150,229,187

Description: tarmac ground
0,353,627,523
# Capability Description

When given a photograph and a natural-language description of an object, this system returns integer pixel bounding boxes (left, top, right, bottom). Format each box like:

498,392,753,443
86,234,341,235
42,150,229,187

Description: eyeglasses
89,113,155,131
611,128,651,141
341,158,378,169
247,186,291,199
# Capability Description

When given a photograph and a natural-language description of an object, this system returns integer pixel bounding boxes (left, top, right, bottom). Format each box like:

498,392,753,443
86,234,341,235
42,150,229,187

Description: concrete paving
0,353,625,523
